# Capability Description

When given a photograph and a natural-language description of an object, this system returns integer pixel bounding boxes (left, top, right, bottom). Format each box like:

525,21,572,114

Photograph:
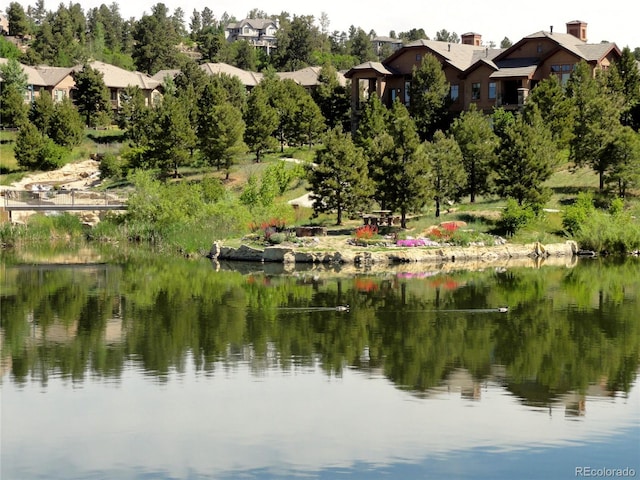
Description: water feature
1,252,639,479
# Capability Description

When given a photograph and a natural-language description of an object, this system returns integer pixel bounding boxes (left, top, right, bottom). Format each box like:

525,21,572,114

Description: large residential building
225,18,278,54
345,21,621,127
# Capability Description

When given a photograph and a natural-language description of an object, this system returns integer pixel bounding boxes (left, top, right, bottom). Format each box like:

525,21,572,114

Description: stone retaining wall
209,240,578,265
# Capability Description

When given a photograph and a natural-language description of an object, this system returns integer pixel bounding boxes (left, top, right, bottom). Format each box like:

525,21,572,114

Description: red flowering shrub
354,224,378,240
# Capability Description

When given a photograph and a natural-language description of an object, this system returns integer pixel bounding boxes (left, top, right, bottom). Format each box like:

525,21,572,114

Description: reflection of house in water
26,316,124,346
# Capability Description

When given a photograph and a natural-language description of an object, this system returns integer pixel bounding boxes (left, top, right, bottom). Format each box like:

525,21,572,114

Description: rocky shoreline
209,240,579,266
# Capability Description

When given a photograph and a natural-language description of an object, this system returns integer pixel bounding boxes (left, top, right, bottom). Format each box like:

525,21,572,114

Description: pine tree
147,94,197,177
523,75,574,149
408,53,450,141
73,63,111,128
353,94,389,207
379,101,431,228
307,126,374,225
493,108,556,206
198,100,246,179
604,126,640,198
244,85,279,162
49,98,84,148
567,61,624,190
451,105,498,203
313,63,351,131
425,131,465,217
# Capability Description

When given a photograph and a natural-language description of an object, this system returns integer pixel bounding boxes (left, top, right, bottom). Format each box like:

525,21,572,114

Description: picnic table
362,210,399,227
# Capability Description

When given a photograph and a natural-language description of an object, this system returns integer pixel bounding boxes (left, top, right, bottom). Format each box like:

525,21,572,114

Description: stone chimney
461,32,482,46
566,20,587,42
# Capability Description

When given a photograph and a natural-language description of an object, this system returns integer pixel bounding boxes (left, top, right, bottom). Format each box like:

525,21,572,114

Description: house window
471,82,481,100
54,89,65,102
416,54,422,62
450,84,459,102
537,43,543,53
488,82,496,100
404,80,411,105
551,64,574,85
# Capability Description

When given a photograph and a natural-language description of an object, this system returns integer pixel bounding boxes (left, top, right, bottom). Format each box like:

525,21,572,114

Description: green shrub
498,199,535,237
563,192,595,235
99,153,127,179
574,209,640,254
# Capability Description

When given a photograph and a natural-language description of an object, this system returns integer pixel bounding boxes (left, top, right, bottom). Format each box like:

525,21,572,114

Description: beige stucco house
83,61,162,110
0,58,75,103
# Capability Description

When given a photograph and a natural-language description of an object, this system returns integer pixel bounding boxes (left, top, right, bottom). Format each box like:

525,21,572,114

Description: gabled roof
226,18,277,30
0,58,73,87
85,61,161,90
495,31,619,64
199,62,263,87
372,36,403,44
151,69,181,82
387,39,490,72
344,61,397,78
277,66,347,87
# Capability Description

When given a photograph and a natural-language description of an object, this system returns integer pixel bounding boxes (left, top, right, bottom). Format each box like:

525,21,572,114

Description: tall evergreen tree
49,97,84,148
379,101,431,228
198,83,246,179
353,94,389,207
451,104,498,202
73,63,111,128
273,15,315,70
293,91,325,149
611,47,640,130
118,86,153,146
307,126,373,225
348,28,377,63
312,63,351,130
603,126,640,198
493,108,556,206
424,130,465,217
147,93,196,177
132,3,182,74
408,53,450,141
567,61,624,190
30,90,56,133
523,75,574,149
0,58,29,127
244,85,278,162
6,2,31,36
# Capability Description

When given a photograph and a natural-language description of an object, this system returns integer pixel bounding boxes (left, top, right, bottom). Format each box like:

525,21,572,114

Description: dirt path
4,160,102,191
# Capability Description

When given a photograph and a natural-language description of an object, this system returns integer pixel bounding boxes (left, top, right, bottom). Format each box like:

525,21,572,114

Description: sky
7,0,640,49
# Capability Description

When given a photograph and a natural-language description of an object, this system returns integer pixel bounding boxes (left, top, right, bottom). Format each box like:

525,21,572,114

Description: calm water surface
1,253,639,479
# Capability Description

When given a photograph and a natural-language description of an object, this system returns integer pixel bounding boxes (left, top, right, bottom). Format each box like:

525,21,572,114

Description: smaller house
277,66,347,90
226,18,278,54
0,58,74,103
84,61,162,110
153,63,346,93
371,36,403,57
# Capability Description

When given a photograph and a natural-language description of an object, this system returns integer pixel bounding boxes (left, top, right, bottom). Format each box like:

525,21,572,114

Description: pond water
1,252,639,479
